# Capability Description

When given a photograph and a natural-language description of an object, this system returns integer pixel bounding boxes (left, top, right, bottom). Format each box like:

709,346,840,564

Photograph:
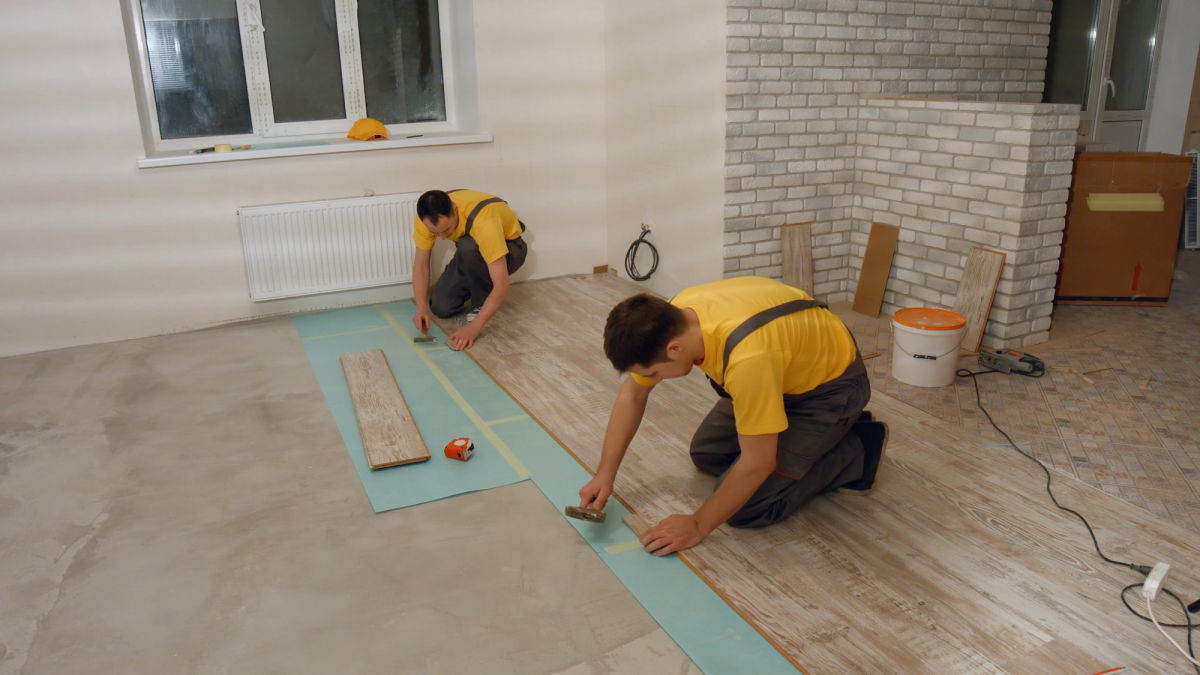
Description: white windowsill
136,131,493,169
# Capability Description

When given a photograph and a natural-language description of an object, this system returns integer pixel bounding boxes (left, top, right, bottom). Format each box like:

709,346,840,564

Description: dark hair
603,294,687,373
416,190,454,222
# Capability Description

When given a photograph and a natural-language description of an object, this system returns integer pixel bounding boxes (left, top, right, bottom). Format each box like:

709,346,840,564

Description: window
1044,0,1166,151
129,0,461,152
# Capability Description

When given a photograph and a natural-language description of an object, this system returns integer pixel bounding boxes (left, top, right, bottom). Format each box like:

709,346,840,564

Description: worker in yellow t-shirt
411,189,528,350
578,277,888,555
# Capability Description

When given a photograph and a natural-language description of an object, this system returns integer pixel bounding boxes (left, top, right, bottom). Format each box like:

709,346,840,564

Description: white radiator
238,192,419,301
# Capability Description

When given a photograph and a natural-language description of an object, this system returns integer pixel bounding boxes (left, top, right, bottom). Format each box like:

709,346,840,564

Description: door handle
1103,78,1116,98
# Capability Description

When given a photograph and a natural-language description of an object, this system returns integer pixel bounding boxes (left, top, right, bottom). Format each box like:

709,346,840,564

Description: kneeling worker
411,189,528,350
578,277,888,555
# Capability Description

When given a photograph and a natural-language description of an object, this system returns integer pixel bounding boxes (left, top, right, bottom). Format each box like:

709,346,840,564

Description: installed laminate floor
447,273,1200,674
839,250,1200,532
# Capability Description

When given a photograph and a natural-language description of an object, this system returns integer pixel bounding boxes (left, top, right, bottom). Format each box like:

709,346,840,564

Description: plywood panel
781,222,814,296
443,275,1200,675
951,247,1006,352
340,349,430,469
852,223,899,318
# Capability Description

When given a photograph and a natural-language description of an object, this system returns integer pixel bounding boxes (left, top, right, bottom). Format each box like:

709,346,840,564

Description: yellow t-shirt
632,277,858,436
412,190,523,265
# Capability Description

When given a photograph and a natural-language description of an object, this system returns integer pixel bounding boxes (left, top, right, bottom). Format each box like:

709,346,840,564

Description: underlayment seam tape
604,540,645,555
376,304,532,479
487,414,531,426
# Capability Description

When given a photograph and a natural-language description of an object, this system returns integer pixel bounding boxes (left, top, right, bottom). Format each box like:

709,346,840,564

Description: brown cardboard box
1056,152,1193,305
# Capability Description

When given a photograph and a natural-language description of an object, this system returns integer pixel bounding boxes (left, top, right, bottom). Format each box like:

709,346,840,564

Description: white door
1044,0,1168,151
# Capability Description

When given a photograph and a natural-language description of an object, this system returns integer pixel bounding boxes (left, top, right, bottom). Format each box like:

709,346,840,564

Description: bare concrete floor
0,319,699,674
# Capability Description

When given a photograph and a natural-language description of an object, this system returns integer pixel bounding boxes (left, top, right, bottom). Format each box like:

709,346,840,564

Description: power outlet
1143,562,1171,601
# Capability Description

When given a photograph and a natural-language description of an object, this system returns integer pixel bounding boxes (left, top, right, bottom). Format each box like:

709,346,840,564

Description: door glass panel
358,0,447,124
1044,0,1102,111
1106,0,1162,111
140,0,252,139
1097,119,1143,150
260,0,347,123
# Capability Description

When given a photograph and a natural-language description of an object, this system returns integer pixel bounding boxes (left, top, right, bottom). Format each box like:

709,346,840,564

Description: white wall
1146,0,1200,153
603,0,726,299
0,0,609,358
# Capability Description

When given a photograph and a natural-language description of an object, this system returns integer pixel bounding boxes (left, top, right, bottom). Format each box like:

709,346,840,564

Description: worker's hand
640,514,704,557
448,322,481,351
413,306,432,333
579,475,614,511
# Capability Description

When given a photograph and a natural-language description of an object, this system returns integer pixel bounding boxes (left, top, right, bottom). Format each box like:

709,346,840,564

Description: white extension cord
1143,562,1200,667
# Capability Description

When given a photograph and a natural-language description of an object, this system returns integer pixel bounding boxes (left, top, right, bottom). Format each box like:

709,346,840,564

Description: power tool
977,349,1045,376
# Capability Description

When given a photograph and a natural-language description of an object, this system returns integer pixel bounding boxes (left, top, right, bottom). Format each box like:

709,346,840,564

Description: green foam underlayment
293,301,799,675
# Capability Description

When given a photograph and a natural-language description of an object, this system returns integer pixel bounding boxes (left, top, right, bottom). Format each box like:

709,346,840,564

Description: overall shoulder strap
463,197,506,237
720,298,827,381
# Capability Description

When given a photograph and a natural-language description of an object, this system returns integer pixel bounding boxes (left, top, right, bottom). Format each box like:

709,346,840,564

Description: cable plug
1142,562,1171,602
1132,563,1154,576
1188,598,1200,614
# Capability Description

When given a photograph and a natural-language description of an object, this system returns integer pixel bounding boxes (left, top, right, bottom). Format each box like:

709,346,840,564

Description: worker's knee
429,297,459,319
429,286,465,318
728,507,783,529
728,494,795,529
690,449,733,477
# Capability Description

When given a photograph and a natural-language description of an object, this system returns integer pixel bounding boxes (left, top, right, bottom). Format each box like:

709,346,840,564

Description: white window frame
124,0,462,155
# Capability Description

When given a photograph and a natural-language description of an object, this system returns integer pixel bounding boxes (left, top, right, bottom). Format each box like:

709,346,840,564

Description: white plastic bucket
890,308,967,388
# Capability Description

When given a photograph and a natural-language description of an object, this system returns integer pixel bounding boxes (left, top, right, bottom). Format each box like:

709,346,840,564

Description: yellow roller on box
1085,193,1164,212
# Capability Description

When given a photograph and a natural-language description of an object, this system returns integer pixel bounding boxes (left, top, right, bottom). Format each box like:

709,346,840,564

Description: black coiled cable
625,226,658,282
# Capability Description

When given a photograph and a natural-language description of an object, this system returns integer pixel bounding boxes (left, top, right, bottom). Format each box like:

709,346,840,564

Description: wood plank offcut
852,223,899,318
951,246,1006,352
781,222,814,296
340,349,430,469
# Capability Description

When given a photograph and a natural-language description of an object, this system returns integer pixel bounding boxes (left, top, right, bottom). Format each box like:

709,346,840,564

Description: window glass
1106,0,1162,111
141,0,252,139
260,0,347,123
1044,0,1101,110
358,0,447,124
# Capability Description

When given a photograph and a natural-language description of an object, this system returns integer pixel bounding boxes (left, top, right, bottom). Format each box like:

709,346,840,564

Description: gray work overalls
429,192,528,318
690,298,871,528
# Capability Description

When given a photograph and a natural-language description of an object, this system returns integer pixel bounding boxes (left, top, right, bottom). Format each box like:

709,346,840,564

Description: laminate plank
1000,639,1109,675
340,349,430,469
852,223,900,318
952,247,1006,352
440,276,1200,674
781,222,814,296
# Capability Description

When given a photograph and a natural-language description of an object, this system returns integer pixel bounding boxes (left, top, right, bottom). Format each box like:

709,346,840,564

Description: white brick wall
852,99,1078,348
724,0,1075,347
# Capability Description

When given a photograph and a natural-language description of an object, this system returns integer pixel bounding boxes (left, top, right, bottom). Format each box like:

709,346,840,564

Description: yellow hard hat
347,118,388,141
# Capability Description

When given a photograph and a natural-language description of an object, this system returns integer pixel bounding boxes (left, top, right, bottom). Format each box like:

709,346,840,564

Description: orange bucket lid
893,307,966,331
